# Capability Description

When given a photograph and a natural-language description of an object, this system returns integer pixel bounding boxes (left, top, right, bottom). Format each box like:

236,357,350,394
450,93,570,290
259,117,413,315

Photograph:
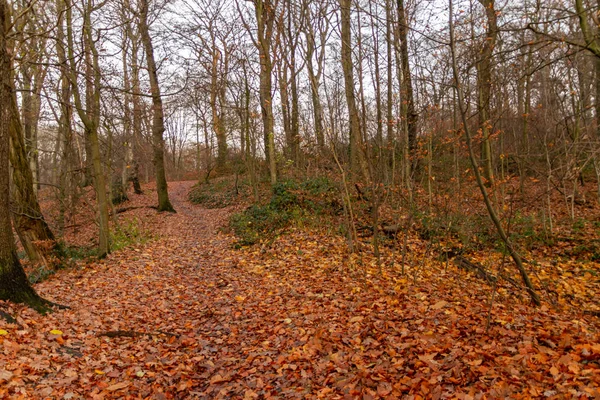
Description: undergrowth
28,219,152,284
111,218,153,252
188,179,248,208
230,178,340,246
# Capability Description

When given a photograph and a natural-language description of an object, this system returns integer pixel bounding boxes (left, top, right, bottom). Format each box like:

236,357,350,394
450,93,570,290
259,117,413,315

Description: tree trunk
210,46,228,172
286,4,300,166
369,0,383,178
139,0,175,212
304,6,326,154
306,35,324,153
476,0,497,186
254,0,277,185
9,92,64,269
397,0,417,171
278,61,292,160
130,33,143,195
340,0,369,182
66,0,110,257
385,0,394,182
0,0,50,313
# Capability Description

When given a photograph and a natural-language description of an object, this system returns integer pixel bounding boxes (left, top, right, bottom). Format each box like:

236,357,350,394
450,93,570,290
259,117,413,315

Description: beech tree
340,0,369,182
65,0,111,257
0,0,50,313
241,0,278,185
139,0,175,212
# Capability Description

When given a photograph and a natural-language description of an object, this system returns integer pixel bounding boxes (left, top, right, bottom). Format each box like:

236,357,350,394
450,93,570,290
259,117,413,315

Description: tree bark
210,44,228,172
0,0,50,313
129,28,144,195
9,92,64,269
397,0,417,172
66,0,111,257
139,0,175,212
303,2,327,155
476,0,497,186
340,0,369,182
253,0,277,184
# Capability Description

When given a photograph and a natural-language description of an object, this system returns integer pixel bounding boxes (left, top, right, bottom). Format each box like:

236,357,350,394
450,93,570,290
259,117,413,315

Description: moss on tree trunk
0,254,51,314
0,0,52,314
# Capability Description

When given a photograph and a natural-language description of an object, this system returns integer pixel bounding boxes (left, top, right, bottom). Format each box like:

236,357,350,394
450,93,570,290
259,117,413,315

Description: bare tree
65,0,111,257
340,0,369,182
139,0,175,212
0,0,51,313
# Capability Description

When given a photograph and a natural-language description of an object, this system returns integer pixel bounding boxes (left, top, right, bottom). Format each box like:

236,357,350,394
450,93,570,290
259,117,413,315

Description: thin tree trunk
304,7,326,154
476,0,497,186
66,0,110,257
254,0,277,184
210,43,228,172
386,0,394,182
397,0,417,165
369,0,383,176
279,61,292,159
449,0,540,306
340,0,369,182
130,36,143,195
139,0,175,212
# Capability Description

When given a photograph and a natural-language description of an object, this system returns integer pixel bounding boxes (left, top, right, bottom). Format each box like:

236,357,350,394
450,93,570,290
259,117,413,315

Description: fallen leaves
0,181,598,398
431,300,448,310
105,381,129,391
0,370,13,382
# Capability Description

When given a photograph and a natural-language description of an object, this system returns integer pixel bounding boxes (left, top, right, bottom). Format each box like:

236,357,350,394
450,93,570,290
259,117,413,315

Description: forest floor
0,180,599,399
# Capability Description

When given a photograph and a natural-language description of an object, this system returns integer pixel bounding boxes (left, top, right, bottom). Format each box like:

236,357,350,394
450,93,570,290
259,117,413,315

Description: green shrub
61,243,97,260
270,180,299,211
229,177,339,246
230,205,291,246
300,176,337,195
28,265,55,284
111,218,152,252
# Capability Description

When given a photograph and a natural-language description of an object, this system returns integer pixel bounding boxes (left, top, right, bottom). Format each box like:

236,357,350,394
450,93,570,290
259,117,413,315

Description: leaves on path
1,181,598,398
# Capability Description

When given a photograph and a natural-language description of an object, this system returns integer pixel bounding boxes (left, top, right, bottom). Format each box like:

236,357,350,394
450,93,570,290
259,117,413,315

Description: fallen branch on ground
114,205,158,214
97,330,178,339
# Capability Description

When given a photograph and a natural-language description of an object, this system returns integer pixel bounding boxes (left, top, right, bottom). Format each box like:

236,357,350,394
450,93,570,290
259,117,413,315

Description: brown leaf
377,381,392,396
0,370,13,382
106,381,129,391
431,300,448,310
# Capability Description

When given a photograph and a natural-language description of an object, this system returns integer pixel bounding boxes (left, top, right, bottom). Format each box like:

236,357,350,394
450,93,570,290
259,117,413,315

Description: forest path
14,180,272,397
2,181,599,398
13,180,354,398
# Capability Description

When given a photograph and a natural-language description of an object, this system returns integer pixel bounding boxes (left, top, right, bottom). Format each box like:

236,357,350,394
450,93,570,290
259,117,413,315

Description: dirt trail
2,181,599,399
10,181,362,399
4,181,256,397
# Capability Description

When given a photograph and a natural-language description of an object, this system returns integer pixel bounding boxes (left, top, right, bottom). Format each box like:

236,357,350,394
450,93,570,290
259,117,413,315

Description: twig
97,330,179,339
584,310,600,317
113,205,157,215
